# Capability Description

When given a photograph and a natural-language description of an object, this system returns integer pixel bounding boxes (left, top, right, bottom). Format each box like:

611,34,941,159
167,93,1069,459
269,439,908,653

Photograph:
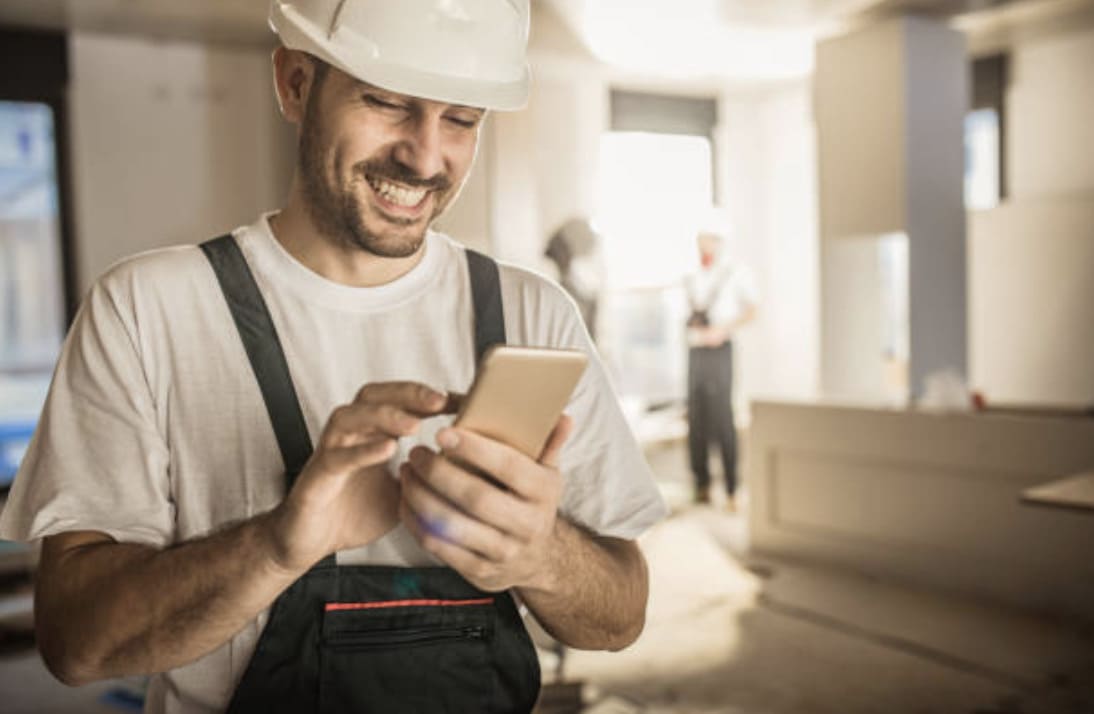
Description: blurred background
0,1,1092,712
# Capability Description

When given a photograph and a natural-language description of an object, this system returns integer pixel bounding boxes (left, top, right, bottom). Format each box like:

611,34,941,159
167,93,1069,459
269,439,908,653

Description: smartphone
454,345,589,459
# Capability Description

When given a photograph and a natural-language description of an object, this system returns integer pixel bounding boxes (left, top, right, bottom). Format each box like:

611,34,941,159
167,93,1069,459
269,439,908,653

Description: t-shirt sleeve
558,356,668,539
734,265,759,307
710,264,758,325
537,292,669,540
0,275,174,547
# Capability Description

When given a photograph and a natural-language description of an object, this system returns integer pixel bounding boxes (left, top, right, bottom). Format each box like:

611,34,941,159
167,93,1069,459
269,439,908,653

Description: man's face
698,234,720,268
297,61,485,258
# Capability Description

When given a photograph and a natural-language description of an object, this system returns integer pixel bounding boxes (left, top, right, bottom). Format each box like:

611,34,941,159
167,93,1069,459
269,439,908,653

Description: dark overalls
200,235,541,714
686,273,738,499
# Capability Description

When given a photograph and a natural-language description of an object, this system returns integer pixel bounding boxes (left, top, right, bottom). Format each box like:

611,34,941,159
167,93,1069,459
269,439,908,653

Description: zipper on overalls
324,625,488,650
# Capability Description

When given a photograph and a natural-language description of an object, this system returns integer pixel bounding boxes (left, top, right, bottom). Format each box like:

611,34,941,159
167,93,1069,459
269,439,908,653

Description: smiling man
0,2,667,713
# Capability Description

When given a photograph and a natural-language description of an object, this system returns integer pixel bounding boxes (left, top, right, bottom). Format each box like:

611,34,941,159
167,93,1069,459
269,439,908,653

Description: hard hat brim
271,3,530,111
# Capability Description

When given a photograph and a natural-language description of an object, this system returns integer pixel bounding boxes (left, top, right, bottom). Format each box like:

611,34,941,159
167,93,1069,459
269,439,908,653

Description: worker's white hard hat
269,0,531,110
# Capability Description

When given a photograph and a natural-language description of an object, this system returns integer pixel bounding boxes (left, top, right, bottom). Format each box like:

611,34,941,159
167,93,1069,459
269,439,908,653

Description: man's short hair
309,54,331,91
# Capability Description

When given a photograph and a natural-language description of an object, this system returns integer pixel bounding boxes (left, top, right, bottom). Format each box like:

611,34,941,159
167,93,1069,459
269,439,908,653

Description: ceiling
0,0,1089,76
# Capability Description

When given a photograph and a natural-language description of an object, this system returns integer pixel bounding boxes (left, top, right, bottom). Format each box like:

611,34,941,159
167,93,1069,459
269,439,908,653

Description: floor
1,442,1093,713
553,442,1094,714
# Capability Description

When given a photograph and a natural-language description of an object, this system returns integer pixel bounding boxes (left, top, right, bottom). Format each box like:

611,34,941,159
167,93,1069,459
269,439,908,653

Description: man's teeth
371,178,427,207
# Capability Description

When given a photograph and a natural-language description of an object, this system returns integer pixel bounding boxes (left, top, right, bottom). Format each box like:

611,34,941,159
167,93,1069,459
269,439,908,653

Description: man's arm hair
517,518,649,652
35,511,303,686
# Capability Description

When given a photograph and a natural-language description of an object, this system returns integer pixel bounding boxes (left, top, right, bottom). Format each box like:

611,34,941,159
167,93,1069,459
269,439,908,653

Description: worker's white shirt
0,213,667,714
684,260,758,347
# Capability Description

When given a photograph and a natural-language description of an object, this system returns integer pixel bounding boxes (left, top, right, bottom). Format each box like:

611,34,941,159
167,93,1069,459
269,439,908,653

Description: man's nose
391,116,445,180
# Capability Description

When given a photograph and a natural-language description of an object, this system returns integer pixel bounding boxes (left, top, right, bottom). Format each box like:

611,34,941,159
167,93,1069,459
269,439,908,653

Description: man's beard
297,103,453,259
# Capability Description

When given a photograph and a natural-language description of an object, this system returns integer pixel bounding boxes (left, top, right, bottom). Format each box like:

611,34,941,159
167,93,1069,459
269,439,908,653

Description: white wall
967,25,1094,406
69,33,293,292
723,85,821,407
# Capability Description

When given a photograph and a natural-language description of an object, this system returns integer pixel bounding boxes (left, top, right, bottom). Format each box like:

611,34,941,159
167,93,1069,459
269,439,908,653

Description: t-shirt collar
240,211,447,313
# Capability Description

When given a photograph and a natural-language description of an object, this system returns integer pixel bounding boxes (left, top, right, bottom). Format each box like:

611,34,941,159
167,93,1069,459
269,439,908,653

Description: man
685,229,757,510
0,2,666,712
543,217,601,340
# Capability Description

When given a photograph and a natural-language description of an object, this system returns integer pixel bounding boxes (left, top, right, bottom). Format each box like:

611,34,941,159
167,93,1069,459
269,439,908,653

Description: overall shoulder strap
200,234,314,484
465,248,507,360
699,265,735,313
201,237,505,571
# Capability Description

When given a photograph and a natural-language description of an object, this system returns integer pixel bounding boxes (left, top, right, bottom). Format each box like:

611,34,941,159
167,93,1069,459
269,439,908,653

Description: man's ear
272,47,316,124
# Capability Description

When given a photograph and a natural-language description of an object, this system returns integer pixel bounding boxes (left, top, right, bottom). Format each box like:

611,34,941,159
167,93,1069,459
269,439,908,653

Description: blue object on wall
0,420,35,489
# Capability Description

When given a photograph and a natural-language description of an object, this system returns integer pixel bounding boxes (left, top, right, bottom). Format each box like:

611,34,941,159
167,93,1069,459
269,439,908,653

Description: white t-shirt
684,261,758,347
0,213,667,714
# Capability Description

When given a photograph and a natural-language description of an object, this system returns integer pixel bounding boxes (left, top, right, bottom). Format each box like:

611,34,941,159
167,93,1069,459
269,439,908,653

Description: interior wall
723,84,821,409
431,117,493,254
967,25,1094,406
749,400,1094,623
1006,26,1094,201
69,32,293,293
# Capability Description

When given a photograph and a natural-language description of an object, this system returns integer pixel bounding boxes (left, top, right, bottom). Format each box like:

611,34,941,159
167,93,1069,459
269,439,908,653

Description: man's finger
537,413,573,469
399,462,512,560
399,498,502,590
353,381,449,416
406,446,534,539
434,427,551,499
321,403,421,448
320,437,398,475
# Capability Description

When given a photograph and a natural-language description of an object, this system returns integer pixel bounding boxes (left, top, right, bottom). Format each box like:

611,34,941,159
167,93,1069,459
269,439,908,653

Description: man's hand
700,325,728,347
269,382,454,572
398,415,573,592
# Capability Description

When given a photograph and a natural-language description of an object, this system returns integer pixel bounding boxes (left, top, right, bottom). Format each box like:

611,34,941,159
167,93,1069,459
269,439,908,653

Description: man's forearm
36,509,304,685
517,518,649,651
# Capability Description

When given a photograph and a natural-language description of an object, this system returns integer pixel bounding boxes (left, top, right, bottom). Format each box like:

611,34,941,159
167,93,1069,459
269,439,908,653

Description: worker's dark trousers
687,341,737,496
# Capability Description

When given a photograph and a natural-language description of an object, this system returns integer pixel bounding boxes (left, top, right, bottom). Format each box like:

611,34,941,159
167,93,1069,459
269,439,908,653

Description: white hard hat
269,0,531,111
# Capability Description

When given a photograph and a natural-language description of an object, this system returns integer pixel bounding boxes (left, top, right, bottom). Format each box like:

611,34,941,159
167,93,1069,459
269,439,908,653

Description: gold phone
455,345,589,458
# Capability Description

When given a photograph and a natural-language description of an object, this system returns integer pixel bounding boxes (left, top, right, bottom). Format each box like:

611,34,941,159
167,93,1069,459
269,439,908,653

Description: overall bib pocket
318,599,497,714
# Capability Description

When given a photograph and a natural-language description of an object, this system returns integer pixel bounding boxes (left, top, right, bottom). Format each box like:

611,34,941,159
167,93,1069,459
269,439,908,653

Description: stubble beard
297,98,449,259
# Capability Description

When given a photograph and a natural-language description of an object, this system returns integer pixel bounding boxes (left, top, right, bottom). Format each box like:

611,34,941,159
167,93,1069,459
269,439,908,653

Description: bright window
965,108,1000,211
595,130,714,404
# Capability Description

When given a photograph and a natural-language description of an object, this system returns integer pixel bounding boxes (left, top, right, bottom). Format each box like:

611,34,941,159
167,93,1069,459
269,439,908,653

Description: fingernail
437,429,459,449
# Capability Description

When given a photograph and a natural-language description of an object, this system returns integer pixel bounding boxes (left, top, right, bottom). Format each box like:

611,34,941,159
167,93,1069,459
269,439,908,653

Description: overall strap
202,235,507,569
465,248,507,360
201,235,313,483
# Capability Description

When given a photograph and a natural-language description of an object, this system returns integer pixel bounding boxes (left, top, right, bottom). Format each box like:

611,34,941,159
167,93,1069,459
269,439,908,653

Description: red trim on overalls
325,598,494,612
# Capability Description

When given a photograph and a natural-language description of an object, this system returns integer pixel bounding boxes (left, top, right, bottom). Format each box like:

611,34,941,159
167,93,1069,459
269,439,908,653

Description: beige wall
69,32,293,293
749,400,1094,622
1007,26,1094,200
969,199,1094,406
815,17,968,401
814,20,908,239
967,25,1094,406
